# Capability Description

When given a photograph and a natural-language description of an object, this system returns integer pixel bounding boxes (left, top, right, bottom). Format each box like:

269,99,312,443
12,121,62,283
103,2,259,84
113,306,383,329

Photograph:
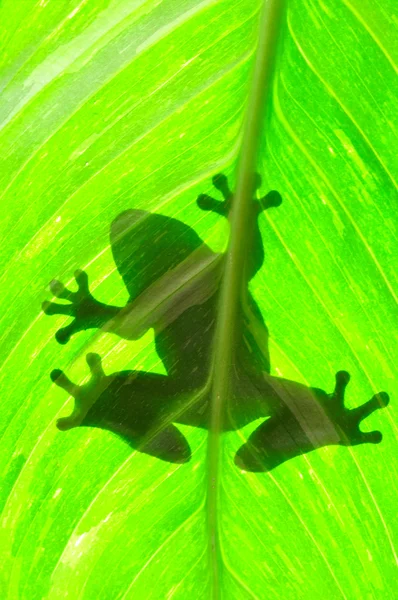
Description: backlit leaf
0,0,396,598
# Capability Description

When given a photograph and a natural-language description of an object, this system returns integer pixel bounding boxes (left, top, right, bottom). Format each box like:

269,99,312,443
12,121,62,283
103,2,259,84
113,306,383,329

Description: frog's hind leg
138,424,191,464
51,353,192,464
234,413,295,472
327,371,390,446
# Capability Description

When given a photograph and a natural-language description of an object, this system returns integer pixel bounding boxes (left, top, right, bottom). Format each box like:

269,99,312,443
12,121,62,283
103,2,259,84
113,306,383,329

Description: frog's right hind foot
51,356,193,465
51,353,108,430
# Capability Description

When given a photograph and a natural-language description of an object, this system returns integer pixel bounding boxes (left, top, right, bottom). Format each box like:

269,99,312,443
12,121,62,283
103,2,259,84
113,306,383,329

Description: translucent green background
0,0,396,598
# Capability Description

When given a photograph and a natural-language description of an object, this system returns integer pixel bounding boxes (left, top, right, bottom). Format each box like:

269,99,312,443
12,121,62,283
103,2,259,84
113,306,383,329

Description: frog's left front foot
197,173,232,216
328,371,390,445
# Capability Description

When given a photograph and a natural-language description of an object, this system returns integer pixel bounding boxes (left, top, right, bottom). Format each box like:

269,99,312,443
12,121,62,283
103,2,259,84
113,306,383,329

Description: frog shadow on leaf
43,174,390,471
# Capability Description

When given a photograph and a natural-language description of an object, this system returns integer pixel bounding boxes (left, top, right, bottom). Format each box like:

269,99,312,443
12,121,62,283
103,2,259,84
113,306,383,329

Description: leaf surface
0,0,396,598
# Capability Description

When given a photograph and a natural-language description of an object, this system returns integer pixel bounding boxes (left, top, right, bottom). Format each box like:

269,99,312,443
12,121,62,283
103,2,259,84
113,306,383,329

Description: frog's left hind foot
330,371,390,446
234,370,390,472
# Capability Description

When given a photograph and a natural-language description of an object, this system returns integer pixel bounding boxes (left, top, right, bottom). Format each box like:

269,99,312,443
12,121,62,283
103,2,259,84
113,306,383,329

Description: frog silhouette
42,174,390,471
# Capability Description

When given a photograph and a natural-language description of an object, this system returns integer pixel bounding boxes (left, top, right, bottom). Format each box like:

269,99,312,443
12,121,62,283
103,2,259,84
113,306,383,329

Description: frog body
43,175,389,471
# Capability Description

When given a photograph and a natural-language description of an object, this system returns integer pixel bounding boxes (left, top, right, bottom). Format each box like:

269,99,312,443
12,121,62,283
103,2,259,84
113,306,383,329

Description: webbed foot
197,172,282,218
51,353,109,430
234,370,390,472
328,370,389,445
51,354,192,463
42,270,107,344
197,173,232,216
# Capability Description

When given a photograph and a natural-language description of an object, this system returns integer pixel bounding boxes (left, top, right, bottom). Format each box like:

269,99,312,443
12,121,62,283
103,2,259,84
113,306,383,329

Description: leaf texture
0,0,396,598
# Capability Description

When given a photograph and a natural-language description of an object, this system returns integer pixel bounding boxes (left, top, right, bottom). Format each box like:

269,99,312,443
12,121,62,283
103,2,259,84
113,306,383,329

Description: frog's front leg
42,269,122,344
197,173,282,282
197,173,233,215
235,371,390,472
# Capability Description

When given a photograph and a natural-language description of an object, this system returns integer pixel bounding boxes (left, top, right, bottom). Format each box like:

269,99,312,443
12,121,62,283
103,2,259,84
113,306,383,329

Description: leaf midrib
206,0,285,596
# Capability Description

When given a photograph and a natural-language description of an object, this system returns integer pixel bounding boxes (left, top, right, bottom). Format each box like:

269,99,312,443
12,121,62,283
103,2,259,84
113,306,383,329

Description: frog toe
212,173,229,190
51,369,80,397
74,269,89,293
42,300,73,316
86,352,105,379
351,392,390,423
55,323,76,344
49,279,75,301
350,429,383,446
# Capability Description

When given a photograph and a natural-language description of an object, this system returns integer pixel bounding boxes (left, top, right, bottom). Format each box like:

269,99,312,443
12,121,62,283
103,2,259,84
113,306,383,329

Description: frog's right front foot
42,270,107,344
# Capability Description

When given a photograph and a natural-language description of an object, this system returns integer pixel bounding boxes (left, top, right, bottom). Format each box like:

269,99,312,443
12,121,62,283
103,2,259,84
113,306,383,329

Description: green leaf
0,1,396,598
